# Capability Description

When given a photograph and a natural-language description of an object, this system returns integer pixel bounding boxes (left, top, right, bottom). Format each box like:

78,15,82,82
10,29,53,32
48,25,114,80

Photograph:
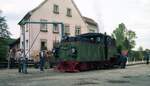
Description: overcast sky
0,0,150,50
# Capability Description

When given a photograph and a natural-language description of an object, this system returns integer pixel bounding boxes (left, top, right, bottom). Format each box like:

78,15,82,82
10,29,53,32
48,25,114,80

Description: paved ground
0,64,150,86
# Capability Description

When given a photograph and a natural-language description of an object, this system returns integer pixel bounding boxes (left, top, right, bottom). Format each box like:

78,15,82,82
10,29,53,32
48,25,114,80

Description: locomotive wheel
78,63,88,71
56,61,79,72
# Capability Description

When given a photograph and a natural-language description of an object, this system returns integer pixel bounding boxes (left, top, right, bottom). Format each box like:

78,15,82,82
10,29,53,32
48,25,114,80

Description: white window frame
64,24,70,36
53,4,59,14
75,26,81,35
40,19,48,32
53,24,59,33
67,8,72,17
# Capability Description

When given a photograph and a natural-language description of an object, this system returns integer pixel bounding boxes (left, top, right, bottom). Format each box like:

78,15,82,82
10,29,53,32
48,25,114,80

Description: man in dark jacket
39,50,46,71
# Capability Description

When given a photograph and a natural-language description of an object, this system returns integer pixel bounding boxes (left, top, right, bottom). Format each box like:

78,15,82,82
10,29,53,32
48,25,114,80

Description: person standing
17,49,23,73
121,55,127,68
145,51,149,64
22,57,28,74
39,50,46,71
45,51,50,69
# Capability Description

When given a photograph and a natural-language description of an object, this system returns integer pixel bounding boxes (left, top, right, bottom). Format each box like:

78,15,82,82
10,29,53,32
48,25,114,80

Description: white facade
87,24,99,33
19,0,98,59
83,17,99,33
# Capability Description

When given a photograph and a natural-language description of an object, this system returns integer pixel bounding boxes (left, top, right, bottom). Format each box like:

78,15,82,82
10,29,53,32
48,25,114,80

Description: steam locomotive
52,33,127,72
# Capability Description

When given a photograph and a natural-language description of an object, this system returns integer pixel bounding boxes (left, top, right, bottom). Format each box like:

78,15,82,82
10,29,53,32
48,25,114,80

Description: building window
64,24,70,36
53,4,59,14
75,26,81,35
40,19,48,32
67,8,72,17
41,39,47,50
22,41,24,47
26,28,29,32
26,40,28,49
25,24,29,32
53,24,59,33
53,41,59,48
21,26,24,35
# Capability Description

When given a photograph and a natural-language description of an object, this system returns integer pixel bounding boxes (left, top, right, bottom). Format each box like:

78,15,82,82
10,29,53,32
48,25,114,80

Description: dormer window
53,4,59,14
67,8,72,17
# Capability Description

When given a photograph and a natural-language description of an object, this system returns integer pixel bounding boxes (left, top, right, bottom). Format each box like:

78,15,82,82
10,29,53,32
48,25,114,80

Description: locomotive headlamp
52,49,56,53
71,48,76,54
70,47,77,58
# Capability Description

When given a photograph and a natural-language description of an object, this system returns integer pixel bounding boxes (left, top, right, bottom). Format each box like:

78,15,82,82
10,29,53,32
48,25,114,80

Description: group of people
34,49,54,71
16,49,27,74
117,50,150,68
16,49,52,73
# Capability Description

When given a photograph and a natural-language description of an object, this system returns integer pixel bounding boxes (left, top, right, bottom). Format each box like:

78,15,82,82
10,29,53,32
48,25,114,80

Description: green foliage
129,51,142,61
126,30,136,50
0,46,9,61
0,38,15,62
123,38,130,50
143,49,150,60
112,23,126,50
0,11,13,62
145,49,150,52
128,47,145,61
138,46,144,60
112,23,137,51
0,38,8,62
0,11,11,38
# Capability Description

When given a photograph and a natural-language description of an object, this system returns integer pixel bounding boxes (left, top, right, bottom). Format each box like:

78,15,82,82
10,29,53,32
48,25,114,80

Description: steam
92,0,105,33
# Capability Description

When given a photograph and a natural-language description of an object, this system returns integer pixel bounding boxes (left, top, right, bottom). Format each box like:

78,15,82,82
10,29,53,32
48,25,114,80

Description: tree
138,46,144,60
0,11,11,38
0,38,9,62
112,23,127,50
112,23,137,51
126,30,136,50
0,11,12,62
145,49,150,52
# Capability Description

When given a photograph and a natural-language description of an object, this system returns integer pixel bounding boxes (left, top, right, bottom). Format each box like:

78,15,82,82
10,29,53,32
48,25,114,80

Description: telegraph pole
22,25,27,74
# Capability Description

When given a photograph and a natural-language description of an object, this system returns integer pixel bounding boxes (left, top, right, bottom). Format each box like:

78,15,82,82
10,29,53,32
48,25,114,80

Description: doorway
40,39,47,50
